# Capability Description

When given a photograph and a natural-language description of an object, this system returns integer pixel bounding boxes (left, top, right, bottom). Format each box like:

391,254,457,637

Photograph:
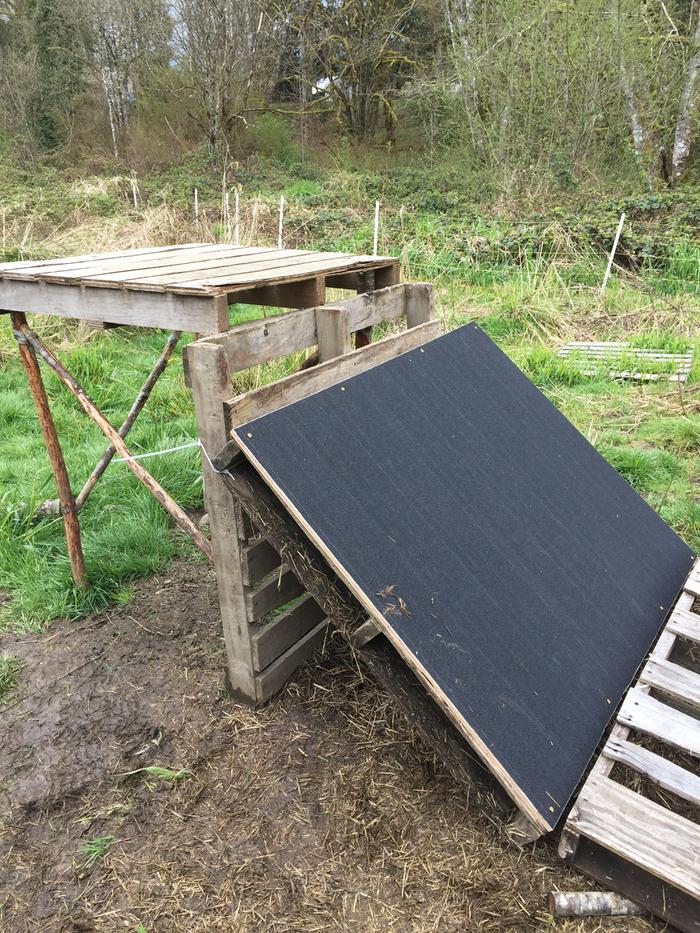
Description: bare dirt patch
0,559,657,932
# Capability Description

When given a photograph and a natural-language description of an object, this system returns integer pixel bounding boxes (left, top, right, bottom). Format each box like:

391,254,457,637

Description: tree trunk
672,11,700,181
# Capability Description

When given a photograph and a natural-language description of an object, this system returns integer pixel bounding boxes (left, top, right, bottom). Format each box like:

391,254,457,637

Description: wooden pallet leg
10,311,89,590
187,331,259,703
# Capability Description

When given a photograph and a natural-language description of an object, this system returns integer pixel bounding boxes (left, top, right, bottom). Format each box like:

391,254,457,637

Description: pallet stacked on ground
184,281,436,706
560,561,700,932
189,315,693,840
558,341,694,382
0,243,398,589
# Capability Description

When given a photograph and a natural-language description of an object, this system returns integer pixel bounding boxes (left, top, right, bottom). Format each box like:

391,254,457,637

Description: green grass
78,835,115,867
0,653,22,702
2,156,700,629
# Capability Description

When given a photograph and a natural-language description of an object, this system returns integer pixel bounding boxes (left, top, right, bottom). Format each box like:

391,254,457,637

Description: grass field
2,153,700,630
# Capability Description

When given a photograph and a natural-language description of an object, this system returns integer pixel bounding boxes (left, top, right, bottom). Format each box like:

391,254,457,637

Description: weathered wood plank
640,657,700,710
252,594,326,670
683,562,700,598
566,773,700,899
603,736,700,806
255,618,329,700
316,306,351,362
0,279,224,331
0,243,201,276
89,249,337,286
194,254,390,289
241,536,281,586
246,565,305,620
204,282,412,374
41,245,271,282
667,606,700,644
618,688,700,755
187,338,258,702
226,319,441,426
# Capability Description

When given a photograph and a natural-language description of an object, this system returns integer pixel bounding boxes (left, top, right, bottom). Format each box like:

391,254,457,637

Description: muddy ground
0,559,660,932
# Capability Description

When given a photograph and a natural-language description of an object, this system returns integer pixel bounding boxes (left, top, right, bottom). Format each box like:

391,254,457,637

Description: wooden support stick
75,331,181,511
548,891,644,917
9,311,90,590
15,321,212,560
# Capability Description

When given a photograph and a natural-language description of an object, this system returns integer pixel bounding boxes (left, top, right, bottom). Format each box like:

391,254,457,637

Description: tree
173,0,271,161
314,0,417,138
80,0,170,158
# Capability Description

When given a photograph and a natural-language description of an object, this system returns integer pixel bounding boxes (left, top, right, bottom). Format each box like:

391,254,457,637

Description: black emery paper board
231,323,694,830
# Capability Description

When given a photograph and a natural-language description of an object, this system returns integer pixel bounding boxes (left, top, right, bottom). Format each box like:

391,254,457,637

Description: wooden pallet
560,561,700,932
558,341,694,382
185,282,436,704
0,244,399,332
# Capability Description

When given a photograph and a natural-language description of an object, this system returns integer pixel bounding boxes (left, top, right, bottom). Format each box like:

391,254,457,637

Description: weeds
78,835,115,867
0,653,22,702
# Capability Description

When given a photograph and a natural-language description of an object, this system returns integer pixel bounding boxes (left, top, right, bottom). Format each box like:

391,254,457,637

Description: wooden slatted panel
182,255,385,291
0,243,202,276
683,563,700,598
35,245,272,282
567,773,700,899
604,736,700,806
80,247,338,285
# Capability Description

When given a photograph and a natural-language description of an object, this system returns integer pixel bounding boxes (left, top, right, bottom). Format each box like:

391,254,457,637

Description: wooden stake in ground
601,212,625,292
14,320,212,560
235,190,240,246
9,311,90,590
278,195,285,248
373,200,381,256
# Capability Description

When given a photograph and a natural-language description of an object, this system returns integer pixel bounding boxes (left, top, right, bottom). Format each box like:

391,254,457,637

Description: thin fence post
225,191,231,241
601,212,626,292
373,200,381,256
194,188,200,229
278,194,285,248
235,190,240,246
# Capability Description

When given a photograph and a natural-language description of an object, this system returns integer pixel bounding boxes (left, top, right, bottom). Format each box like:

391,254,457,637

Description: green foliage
0,653,22,702
245,115,299,166
78,835,115,867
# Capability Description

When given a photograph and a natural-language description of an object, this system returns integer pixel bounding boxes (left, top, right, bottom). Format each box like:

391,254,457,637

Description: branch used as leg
15,320,212,560
75,330,181,511
10,311,90,590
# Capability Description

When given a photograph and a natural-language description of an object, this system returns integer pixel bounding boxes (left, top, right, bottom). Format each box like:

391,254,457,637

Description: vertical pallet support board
185,282,436,706
559,560,700,932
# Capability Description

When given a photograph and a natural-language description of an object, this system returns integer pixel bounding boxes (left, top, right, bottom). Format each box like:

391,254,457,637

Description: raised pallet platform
560,561,700,932
558,341,694,382
0,244,399,332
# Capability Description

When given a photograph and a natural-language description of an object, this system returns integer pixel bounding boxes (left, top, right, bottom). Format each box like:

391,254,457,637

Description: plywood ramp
560,561,700,932
228,323,693,835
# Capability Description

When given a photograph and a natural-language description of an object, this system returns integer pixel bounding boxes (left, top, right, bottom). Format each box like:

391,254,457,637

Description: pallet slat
245,565,305,620
567,774,700,900
617,688,700,756
640,658,700,710
667,607,700,644
241,536,281,586
252,595,326,671
603,736,700,806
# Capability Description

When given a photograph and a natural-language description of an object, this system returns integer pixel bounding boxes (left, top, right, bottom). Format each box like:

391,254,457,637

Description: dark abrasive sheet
234,323,694,827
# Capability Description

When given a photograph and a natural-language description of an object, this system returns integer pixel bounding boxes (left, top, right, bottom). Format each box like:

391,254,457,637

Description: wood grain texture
567,773,700,899
0,244,398,301
618,688,700,754
230,323,693,830
603,736,700,805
